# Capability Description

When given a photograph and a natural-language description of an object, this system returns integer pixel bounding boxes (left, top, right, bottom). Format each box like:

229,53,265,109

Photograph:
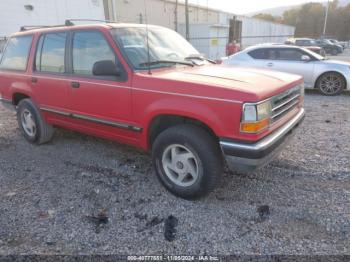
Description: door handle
71,81,80,88
267,62,274,67
31,77,38,83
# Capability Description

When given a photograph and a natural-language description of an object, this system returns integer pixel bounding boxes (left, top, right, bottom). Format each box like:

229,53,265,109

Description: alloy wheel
161,144,200,187
319,73,343,95
21,109,37,137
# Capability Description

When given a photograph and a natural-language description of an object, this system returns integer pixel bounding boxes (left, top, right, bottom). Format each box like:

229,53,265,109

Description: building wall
110,0,220,29
0,0,106,37
238,16,295,47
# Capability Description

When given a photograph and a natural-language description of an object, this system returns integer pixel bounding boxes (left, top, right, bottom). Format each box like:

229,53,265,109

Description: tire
17,98,54,144
331,49,338,56
316,72,345,96
152,124,223,199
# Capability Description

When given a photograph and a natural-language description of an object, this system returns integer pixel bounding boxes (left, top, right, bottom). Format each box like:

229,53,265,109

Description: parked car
0,23,305,199
222,45,350,95
285,38,326,56
316,39,343,55
328,39,347,49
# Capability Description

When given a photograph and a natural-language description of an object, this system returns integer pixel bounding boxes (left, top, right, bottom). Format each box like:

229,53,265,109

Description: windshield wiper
185,55,216,64
139,60,194,67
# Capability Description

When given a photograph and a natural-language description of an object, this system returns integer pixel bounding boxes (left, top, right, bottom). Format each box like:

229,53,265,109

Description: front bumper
0,98,15,111
220,108,305,173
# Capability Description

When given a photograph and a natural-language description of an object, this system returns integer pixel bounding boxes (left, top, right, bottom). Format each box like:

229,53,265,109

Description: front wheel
316,72,345,96
152,124,223,199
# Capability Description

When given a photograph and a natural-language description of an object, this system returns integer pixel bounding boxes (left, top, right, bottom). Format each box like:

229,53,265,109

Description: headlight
241,100,271,133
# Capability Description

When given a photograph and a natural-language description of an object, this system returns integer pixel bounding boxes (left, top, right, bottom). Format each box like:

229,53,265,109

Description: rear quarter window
0,35,33,71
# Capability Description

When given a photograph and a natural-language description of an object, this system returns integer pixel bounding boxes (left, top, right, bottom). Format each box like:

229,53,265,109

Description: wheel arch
147,114,219,150
12,92,31,106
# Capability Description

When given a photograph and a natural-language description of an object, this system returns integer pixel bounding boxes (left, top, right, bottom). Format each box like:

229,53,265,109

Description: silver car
223,45,350,95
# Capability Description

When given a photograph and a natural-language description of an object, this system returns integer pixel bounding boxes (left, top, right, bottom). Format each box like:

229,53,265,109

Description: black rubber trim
40,107,142,132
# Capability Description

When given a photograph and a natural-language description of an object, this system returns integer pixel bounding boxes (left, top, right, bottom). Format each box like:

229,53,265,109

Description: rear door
32,32,71,113
245,48,270,68
67,29,136,140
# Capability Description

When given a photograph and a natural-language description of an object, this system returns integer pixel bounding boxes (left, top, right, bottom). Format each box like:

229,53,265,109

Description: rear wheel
316,72,345,96
17,99,54,144
152,124,223,199
331,49,338,55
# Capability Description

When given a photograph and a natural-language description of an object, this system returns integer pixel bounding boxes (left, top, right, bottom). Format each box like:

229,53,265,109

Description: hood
323,59,350,67
146,65,303,101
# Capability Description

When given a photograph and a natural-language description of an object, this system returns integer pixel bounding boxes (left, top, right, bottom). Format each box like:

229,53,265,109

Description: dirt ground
0,90,349,255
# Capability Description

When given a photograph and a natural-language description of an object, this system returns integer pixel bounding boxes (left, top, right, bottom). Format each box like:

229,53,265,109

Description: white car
223,45,350,95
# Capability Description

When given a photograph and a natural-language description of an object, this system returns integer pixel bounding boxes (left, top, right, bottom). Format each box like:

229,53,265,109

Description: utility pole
185,0,190,40
323,0,330,38
174,0,178,32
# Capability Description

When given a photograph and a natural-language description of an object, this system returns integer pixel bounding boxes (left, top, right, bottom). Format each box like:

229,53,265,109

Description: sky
188,0,325,14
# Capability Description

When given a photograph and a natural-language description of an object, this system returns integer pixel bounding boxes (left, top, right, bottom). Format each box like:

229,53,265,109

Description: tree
282,8,299,26
251,2,350,40
253,13,282,23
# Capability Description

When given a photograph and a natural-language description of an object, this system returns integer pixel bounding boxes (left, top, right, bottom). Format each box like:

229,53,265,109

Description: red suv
0,22,305,199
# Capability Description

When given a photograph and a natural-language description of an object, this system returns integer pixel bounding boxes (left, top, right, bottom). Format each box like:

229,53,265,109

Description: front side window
0,35,33,71
35,32,66,73
72,31,116,76
276,49,305,61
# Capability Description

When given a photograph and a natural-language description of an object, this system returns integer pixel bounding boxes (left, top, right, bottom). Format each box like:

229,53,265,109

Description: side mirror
301,55,311,62
93,60,120,76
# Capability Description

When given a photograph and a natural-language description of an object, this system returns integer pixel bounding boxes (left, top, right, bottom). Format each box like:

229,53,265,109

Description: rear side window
0,35,33,71
35,32,66,73
72,31,116,76
248,49,268,59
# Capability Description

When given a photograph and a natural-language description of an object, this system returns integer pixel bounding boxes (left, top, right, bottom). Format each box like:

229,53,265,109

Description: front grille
271,85,301,123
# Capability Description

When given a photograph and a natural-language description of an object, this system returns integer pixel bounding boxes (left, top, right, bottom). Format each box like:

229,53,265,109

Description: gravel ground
0,91,349,256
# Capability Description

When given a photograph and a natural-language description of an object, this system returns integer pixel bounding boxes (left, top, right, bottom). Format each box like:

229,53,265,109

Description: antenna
144,0,152,75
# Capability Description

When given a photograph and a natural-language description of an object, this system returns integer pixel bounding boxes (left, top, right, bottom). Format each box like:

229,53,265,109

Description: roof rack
20,19,119,32
64,19,118,26
20,25,67,32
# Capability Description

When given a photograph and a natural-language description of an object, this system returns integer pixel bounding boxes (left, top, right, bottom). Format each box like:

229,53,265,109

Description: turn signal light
240,118,269,133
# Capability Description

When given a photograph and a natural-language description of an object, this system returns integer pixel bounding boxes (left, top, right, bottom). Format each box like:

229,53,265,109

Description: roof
245,44,304,51
11,22,164,37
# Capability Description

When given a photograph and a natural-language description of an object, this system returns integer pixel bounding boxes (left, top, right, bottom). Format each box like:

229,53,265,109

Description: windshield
111,26,201,70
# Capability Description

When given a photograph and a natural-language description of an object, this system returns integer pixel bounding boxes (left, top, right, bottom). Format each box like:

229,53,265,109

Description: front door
67,30,136,141
263,48,315,87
